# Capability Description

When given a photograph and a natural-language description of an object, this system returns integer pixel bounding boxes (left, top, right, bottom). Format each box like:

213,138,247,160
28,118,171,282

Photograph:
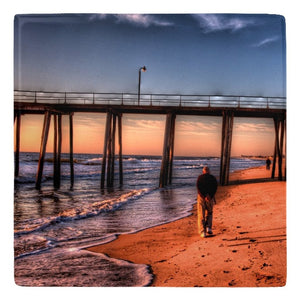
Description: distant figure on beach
266,158,271,170
196,166,218,238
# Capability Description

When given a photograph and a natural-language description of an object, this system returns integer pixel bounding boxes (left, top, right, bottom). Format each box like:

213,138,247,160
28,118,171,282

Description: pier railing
14,90,286,110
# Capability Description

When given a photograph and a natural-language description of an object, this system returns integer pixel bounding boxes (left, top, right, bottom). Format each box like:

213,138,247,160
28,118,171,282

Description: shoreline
87,165,286,287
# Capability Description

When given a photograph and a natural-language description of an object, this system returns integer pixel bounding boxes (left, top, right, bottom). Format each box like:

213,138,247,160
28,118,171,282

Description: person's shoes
207,228,213,235
200,232,206,238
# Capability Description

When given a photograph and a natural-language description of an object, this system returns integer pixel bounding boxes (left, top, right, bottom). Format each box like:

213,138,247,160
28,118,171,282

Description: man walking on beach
197,166,218,238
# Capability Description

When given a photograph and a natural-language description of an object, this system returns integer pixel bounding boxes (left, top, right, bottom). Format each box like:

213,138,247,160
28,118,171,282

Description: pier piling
159,112,176,187
53,114,62,189
69,113,74,188
53,114,58,187
14,113,21,177
111,114,117,185
106,113,113,187
101,111,123,188
101,111,112,189
36,111,51,189
118,114,123,185
272,114,285,180
220,110,234,186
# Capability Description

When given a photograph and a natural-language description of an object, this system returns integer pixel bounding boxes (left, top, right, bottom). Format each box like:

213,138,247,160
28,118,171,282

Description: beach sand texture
88,166,286,287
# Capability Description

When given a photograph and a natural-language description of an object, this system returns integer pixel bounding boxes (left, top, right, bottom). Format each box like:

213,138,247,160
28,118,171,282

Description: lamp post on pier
138,66,147,105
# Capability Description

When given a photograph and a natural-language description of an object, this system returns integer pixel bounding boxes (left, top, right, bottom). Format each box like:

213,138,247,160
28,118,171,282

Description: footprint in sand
260,263,271,269
228,279,236,286
255,273,275,282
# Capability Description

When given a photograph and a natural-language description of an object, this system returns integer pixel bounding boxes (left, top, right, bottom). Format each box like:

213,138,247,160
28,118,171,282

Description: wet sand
87,166,286,287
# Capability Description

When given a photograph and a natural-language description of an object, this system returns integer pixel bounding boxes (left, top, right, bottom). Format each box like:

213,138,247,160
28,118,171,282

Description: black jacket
197,173,218,198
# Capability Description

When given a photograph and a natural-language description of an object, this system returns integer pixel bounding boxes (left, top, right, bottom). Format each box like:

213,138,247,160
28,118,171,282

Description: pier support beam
14,113,21,177
220,110,234,186
101,111,123,188
101,111,112,189
272,114,286,181
36,111,51,189
118,114,123,185
159,112,176,188
69,113,74,188
53,114,58,186
53,114,62,189
110,114,117,185
106,114,116,187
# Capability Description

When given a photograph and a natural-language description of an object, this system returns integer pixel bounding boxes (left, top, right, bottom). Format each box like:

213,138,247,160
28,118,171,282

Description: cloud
234,121,273,135
88,14,173,27
74,113,106,129
192,14,255,33
176,120,220,136
252,36,280,47
114,14,173,27
87,14,107,22
124,118,165,133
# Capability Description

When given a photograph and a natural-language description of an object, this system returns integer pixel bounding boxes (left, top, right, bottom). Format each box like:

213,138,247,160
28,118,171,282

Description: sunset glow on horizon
15,113,277,157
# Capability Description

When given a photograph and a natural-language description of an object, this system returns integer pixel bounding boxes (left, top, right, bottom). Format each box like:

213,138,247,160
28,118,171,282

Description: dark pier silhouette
14,90,286,189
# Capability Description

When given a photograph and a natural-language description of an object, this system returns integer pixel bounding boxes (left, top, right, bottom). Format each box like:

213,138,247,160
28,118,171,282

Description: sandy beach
87,165,286,287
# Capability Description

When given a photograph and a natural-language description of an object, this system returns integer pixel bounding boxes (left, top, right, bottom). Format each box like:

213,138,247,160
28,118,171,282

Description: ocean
14,152,265,286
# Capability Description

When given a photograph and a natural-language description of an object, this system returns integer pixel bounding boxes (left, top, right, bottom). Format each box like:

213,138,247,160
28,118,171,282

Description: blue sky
14,13,286,97
13,13,286,157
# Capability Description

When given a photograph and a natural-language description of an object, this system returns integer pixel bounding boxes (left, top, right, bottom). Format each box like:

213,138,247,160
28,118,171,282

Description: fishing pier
14,90,286,189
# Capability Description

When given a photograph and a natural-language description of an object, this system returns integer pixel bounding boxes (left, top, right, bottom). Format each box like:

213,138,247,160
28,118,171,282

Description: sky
14,13,286,156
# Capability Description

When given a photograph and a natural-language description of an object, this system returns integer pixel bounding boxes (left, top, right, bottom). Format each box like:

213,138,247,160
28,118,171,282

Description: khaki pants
197,194,214,234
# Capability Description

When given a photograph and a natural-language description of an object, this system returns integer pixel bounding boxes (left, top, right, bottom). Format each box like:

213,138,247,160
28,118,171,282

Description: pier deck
14,90,286,189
